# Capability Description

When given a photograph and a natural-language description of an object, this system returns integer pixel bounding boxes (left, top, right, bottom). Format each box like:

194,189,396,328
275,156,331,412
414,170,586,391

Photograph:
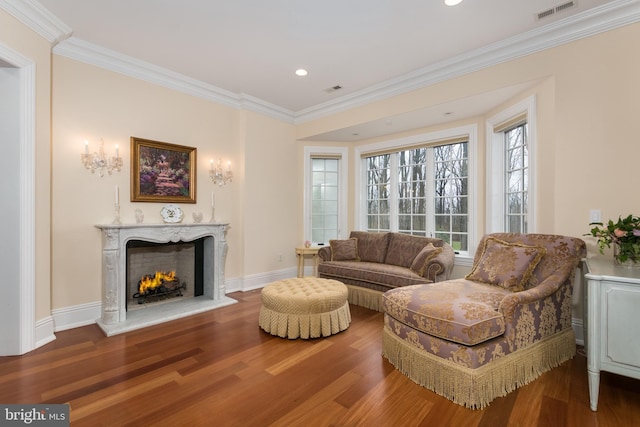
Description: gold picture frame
130,137,196,203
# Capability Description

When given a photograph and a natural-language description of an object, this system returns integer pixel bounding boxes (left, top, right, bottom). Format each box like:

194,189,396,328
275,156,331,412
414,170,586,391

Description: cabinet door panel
605,285,640,367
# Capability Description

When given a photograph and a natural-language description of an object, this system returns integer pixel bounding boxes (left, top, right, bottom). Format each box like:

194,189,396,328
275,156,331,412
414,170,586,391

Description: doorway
0,46,36,355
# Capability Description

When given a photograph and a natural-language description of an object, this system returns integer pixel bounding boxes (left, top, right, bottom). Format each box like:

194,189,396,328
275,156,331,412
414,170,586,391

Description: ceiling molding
4,0,640,124
0,0,71,44
293,0,640,124
239,93,296,123
53,37,243,111
52,37,297,123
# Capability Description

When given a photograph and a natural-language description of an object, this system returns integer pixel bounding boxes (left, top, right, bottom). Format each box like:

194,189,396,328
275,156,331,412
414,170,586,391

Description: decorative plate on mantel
160,204,184,223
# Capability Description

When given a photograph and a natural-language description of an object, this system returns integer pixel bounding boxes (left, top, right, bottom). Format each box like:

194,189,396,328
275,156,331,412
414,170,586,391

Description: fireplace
126,240,200,310
95,223,235,336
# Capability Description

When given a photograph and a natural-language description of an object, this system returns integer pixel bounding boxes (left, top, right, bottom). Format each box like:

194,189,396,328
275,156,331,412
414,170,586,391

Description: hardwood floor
1,290,638,426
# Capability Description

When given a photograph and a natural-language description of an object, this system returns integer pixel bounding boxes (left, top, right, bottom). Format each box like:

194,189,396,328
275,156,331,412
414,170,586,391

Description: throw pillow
410,243,443,276
465,237,546,292
330,238,360,261
349,231,390,263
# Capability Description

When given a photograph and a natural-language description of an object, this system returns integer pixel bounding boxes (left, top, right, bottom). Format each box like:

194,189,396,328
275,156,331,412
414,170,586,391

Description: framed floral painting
130,137,196,203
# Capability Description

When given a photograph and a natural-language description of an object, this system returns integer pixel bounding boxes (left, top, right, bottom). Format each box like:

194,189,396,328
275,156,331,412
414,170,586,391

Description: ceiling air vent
536,1,576,21
324,85,343,94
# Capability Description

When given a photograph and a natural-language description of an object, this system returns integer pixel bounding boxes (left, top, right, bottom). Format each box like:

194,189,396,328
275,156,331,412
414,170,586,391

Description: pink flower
634,229,640,237
614,228,627,237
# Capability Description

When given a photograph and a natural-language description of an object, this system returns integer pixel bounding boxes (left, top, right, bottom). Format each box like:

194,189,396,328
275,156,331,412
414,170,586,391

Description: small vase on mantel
613,242,640,268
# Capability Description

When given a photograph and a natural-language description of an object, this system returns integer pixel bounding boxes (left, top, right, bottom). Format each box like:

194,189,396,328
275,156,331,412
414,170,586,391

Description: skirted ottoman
259,277,351,339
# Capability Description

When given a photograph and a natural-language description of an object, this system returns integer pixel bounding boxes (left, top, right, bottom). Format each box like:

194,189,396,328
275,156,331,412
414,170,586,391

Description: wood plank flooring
1,290,638,426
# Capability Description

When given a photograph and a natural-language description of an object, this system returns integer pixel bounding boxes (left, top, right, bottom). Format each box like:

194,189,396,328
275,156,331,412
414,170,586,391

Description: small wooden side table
295,246,321,277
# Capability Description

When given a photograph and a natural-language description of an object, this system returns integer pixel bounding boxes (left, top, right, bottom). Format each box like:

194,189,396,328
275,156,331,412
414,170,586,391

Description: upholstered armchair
381,233,586,409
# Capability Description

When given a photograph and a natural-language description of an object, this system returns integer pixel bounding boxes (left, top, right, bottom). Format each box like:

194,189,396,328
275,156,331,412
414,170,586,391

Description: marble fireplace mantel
95,223,236,336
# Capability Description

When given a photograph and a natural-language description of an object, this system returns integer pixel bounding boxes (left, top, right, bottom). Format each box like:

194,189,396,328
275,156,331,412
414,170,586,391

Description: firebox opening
126,238,205,311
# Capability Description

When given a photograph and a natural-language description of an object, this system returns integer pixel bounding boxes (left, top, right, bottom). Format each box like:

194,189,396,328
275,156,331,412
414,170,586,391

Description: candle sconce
81,138,123,177
209,158,233,187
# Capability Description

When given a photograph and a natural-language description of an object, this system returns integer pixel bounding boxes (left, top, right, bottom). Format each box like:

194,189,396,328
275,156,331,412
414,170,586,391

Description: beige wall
0,9,52,322
241,110,299,276
51,56,299,309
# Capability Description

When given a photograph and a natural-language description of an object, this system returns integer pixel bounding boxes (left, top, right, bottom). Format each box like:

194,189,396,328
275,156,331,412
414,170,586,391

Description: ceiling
32,0,619,140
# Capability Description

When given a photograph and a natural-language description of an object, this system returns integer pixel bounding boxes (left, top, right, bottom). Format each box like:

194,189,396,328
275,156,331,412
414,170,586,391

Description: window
304,147,348,244
434,142,469,250
311,157,339,243
358,126,475,254
487,96,536,233
365,154,391,232
505,123,528,233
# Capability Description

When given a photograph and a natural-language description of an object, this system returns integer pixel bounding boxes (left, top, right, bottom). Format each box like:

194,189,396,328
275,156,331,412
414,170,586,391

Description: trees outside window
364,141,469,252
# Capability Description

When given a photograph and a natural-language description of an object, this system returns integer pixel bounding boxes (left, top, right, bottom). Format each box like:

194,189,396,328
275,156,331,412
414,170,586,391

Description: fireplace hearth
96,223,236,336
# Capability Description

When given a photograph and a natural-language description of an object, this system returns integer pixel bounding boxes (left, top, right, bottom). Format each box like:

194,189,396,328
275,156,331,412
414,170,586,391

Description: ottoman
259,277,351,339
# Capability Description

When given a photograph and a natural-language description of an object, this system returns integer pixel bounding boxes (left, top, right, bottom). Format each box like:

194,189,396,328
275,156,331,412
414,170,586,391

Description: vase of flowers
587,214,640,267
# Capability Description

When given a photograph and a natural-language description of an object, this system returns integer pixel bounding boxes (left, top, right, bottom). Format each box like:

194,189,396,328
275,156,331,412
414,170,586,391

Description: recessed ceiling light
444,0,463,6
295,69,308,77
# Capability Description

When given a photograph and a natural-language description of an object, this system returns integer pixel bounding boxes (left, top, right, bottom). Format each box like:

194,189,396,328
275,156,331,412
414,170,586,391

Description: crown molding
52,37,297,123
0,0,71,44
54,37,241,108
239,93,296,123
294,0,640,123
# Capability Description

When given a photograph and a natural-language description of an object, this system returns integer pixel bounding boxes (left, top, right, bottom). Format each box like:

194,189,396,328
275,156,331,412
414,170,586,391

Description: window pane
310,158,340,244
433,142,468,247
435,215,450,231
504,123,528,233
365,153,391,232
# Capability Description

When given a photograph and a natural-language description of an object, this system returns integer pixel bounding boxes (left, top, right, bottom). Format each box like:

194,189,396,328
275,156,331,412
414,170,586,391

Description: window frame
486,96,536,234
355,125,477,258
303,146,349,244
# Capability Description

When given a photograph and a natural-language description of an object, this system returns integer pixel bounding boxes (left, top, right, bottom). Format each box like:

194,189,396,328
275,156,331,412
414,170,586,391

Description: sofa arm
318,246,331,262
424,243,455,282
498,265,577,350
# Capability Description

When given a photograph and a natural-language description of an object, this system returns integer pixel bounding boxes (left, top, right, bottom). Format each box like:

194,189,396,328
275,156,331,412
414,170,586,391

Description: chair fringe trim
381,326,576,409
346,285,384,312
259,302,351,339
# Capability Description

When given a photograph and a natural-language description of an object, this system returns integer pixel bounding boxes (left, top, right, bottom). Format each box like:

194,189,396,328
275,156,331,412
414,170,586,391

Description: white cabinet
584,258,640,411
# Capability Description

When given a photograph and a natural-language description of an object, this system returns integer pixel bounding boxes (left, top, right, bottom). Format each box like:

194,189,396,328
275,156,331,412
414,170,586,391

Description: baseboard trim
235,268,297,292
52,301,101,332
35,316,55,349
572,317,584,346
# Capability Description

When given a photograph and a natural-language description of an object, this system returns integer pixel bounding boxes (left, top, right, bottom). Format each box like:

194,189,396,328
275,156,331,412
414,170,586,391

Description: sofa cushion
385,233,440,268
465,237,546,292
382,280,508,346
318,261,431,289
330,238,360,261
410,243,443,276
349,231,390,263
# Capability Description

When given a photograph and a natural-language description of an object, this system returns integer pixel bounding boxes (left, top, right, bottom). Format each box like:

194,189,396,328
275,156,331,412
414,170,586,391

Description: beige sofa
317,231,455,311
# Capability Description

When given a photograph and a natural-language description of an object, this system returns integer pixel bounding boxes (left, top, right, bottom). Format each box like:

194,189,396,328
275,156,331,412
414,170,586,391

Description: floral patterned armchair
381,233,586,409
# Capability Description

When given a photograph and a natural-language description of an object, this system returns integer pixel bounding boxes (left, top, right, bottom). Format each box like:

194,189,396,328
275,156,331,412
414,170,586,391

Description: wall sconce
209,159,233,186
81,138,123,177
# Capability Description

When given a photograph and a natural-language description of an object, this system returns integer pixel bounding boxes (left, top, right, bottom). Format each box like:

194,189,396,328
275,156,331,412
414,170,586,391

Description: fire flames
139,270,176,295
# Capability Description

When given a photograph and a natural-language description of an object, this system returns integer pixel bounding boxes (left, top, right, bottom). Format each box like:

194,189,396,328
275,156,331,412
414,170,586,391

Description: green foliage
586,214,640,263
